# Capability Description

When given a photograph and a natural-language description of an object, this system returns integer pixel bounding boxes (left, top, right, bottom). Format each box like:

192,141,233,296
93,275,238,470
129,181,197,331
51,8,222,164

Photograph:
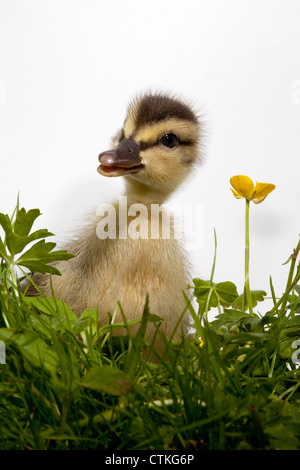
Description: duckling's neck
124,177,171,206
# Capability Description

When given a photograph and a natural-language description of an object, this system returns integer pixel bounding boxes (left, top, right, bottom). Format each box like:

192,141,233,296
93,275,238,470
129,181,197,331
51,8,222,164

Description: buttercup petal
230,188,244,199
252,196,267,204
230,175,254,199
252,182,276,201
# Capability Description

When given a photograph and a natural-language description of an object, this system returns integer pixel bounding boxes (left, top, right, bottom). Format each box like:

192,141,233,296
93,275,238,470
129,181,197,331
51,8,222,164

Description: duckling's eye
160,133,178,148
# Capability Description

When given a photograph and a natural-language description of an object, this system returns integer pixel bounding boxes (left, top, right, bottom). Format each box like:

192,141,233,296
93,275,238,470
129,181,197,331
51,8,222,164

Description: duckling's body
43,204,189,341
28,92,202,352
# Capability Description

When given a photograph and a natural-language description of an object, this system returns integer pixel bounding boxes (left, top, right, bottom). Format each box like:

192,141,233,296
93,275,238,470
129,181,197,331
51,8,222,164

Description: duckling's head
98,92,202,195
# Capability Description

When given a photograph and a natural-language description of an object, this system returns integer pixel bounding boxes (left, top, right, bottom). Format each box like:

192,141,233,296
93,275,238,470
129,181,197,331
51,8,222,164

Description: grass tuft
0,202,300,450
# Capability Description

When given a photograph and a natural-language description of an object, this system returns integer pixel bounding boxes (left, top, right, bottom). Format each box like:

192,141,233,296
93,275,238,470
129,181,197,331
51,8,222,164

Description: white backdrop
1,0,300,314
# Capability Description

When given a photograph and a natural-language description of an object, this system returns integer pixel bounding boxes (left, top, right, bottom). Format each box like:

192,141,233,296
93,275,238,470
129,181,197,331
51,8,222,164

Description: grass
0,200,300,450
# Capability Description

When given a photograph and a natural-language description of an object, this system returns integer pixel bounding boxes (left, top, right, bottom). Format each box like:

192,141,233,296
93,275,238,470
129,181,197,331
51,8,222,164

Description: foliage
0,201,300,450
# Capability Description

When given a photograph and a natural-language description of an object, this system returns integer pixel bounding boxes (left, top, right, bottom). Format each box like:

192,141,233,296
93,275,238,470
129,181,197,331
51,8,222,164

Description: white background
1,0,300,315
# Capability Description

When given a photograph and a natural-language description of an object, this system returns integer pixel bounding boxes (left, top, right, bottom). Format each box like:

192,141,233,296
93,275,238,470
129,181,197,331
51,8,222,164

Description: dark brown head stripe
133,93,198,127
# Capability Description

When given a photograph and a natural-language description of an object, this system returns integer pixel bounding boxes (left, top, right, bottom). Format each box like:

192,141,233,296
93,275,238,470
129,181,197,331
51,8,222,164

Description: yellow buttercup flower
230,175,275,204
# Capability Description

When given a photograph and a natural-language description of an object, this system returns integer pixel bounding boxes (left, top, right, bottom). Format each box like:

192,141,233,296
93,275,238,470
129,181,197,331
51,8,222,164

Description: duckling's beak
98,138,143,177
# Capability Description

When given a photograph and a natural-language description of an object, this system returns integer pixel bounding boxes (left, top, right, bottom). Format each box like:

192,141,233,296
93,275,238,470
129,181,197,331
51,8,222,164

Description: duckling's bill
97,164,143,177
98,138,144,177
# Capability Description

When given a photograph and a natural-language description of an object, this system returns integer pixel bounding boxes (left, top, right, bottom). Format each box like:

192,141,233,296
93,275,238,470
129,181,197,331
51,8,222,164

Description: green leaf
215,281,239,306
0,206,74,279
0,208,54,256
16,240,74,274
0,213,13,254
0,235,8,262
0,328,58,375
192,278,238,313
14,229,54,256
95,312,162,339
233,290,267,309
80,366,133,396
14,208,41,237
193,278,211,297
287,298,300,313
294,284,300,295
77,308,99,335
211,309,252,329
265,420,300,450
25,296,77,319
193,278,218,312
223,331,267,344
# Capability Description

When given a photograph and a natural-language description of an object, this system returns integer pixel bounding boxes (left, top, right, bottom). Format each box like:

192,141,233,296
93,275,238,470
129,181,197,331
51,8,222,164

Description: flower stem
245,199,253,316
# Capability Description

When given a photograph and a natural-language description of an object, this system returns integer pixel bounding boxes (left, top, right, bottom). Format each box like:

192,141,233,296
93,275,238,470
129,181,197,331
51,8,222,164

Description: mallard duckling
28,92,202,354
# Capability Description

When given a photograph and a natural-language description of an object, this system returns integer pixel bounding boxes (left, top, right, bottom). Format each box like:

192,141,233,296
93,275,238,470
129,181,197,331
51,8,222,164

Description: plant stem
268,268,300,317
268,349,277,378
60,395,71,436
245,199,253,316
205,228,218,319
281,237,300,312
9,260,19,299
210,228,217,283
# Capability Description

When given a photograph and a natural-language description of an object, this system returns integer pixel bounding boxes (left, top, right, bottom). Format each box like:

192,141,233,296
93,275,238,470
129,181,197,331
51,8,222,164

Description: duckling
27,92,202,354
